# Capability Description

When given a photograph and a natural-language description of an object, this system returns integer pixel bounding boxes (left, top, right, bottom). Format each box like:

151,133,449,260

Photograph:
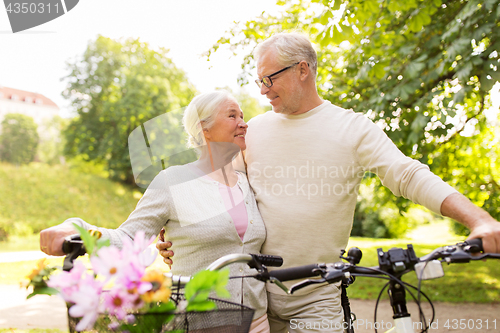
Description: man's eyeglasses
255,62,300,88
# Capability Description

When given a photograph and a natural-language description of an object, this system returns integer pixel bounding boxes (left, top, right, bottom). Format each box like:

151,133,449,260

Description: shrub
0,113,39,165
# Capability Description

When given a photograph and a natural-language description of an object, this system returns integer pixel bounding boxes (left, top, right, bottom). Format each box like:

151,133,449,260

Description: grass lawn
0,235,40,253
4,235,499,304
1,246,169,287
346,236,500,303
2,219,498,304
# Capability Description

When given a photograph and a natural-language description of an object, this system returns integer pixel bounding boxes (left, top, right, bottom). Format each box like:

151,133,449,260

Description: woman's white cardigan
65,165,267,319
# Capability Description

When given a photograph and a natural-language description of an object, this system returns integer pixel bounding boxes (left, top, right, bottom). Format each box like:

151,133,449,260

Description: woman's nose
239,119,248,128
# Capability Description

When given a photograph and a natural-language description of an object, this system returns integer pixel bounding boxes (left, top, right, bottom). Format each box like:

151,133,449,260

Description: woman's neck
194,143,239,187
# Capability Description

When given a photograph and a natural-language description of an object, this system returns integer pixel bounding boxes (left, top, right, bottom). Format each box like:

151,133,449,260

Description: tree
37,115,68,165
62,36,197,185
206,0,500,233
0,113,39,165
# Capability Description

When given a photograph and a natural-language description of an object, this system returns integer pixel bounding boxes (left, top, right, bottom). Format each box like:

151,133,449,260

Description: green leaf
148,300,176,313
96,238,111,252
186,300,217,312
455,62,473,82
405,61,426,79
387,0,401,13
331,25,345,44
480,74,495,92
27,287,59,299
452,89,465,104
72,223,96,255
184,269,230,308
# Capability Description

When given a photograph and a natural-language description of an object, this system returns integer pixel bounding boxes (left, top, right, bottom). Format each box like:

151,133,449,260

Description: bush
37,115,67,165
451,221,470,236
351,178,427,238
0,113,39,165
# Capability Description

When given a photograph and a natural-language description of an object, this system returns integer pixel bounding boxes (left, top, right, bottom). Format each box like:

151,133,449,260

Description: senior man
158,32,500,333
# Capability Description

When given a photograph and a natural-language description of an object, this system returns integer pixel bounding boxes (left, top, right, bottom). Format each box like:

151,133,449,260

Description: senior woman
39,90,270,333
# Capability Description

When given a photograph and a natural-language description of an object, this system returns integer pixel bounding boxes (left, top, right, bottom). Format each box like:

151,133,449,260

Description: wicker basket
68,294,255,333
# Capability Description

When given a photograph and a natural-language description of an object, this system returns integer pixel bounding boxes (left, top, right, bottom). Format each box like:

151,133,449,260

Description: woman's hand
156,227,174,268
39,223,78,256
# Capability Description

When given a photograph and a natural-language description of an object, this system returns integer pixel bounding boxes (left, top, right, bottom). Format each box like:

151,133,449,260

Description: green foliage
352,178,430,238
346,237,500,303
451,221,471,236
0,113,39,165
37,116,68,165
184,269,231,312
119,301,176,333
62,35,197,185
207,0,500,225
25,259,59,299
0,162,141,236
73,223,110,256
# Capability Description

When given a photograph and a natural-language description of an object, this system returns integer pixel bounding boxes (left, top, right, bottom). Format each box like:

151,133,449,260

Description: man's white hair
254,32,318,77
183,90,236,151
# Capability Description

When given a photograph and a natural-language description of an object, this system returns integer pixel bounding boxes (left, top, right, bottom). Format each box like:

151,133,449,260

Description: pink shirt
189,164,248,240
218,174,248,240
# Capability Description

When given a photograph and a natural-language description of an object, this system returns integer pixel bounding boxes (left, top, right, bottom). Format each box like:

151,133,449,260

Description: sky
0,0,281,117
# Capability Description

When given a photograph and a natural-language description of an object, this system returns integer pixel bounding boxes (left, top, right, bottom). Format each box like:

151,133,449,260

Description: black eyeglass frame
255,62,301,88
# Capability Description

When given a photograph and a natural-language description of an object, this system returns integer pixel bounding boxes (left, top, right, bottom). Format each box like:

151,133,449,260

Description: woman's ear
202,125,211,141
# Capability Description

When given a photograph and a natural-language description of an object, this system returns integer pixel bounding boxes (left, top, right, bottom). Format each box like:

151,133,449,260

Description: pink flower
123,230,156,254
91,246,126,281
47,261,87,300
102,287,130,320
68,278,103,331
122,231,157,267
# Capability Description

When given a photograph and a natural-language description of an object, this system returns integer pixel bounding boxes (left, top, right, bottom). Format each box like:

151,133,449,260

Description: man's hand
156,228,174,268
441,193,500,253
39,223,78,256
467,219,500,253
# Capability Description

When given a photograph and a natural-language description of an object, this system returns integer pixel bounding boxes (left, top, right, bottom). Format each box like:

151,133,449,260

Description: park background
0,0,499,331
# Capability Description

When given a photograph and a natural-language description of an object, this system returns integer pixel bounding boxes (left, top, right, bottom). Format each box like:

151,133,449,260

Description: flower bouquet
26,226,254,333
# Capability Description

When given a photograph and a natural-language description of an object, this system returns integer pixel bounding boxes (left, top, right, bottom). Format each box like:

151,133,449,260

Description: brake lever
269,276,290,294
289,277,327,294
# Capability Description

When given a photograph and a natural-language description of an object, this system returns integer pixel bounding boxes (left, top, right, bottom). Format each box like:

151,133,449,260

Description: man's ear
298,61,310,82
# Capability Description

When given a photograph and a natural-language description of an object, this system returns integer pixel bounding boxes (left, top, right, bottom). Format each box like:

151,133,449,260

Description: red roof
0,86,59,108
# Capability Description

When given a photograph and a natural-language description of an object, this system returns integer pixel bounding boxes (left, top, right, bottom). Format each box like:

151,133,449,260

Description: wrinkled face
204,98,248,150
256,48,303,115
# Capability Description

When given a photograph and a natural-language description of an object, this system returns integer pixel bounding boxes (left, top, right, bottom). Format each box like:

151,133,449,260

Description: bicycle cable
355,266,431,333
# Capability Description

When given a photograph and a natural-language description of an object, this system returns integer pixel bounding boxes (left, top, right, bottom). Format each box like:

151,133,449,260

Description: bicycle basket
68,294,255,333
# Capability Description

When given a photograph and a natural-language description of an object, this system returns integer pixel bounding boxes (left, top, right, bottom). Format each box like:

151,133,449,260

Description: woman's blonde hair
183,90,236,150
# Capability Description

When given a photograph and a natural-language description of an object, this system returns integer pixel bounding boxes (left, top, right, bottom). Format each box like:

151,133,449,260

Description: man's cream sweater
244,101,457,294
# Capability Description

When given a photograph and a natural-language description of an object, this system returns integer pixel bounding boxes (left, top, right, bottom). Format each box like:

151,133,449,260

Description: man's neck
291,94,324,115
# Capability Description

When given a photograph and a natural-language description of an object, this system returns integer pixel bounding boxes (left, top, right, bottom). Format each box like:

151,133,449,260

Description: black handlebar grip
62,234,84,254
251,254,284,267
464,238,483,253
268,264,322,282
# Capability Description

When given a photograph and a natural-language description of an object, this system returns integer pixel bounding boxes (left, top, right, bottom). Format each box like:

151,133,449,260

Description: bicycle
63,236,500,333
168,239,500,333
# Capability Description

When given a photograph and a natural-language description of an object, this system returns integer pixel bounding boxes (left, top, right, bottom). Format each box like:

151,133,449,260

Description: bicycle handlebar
62,236,498,294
